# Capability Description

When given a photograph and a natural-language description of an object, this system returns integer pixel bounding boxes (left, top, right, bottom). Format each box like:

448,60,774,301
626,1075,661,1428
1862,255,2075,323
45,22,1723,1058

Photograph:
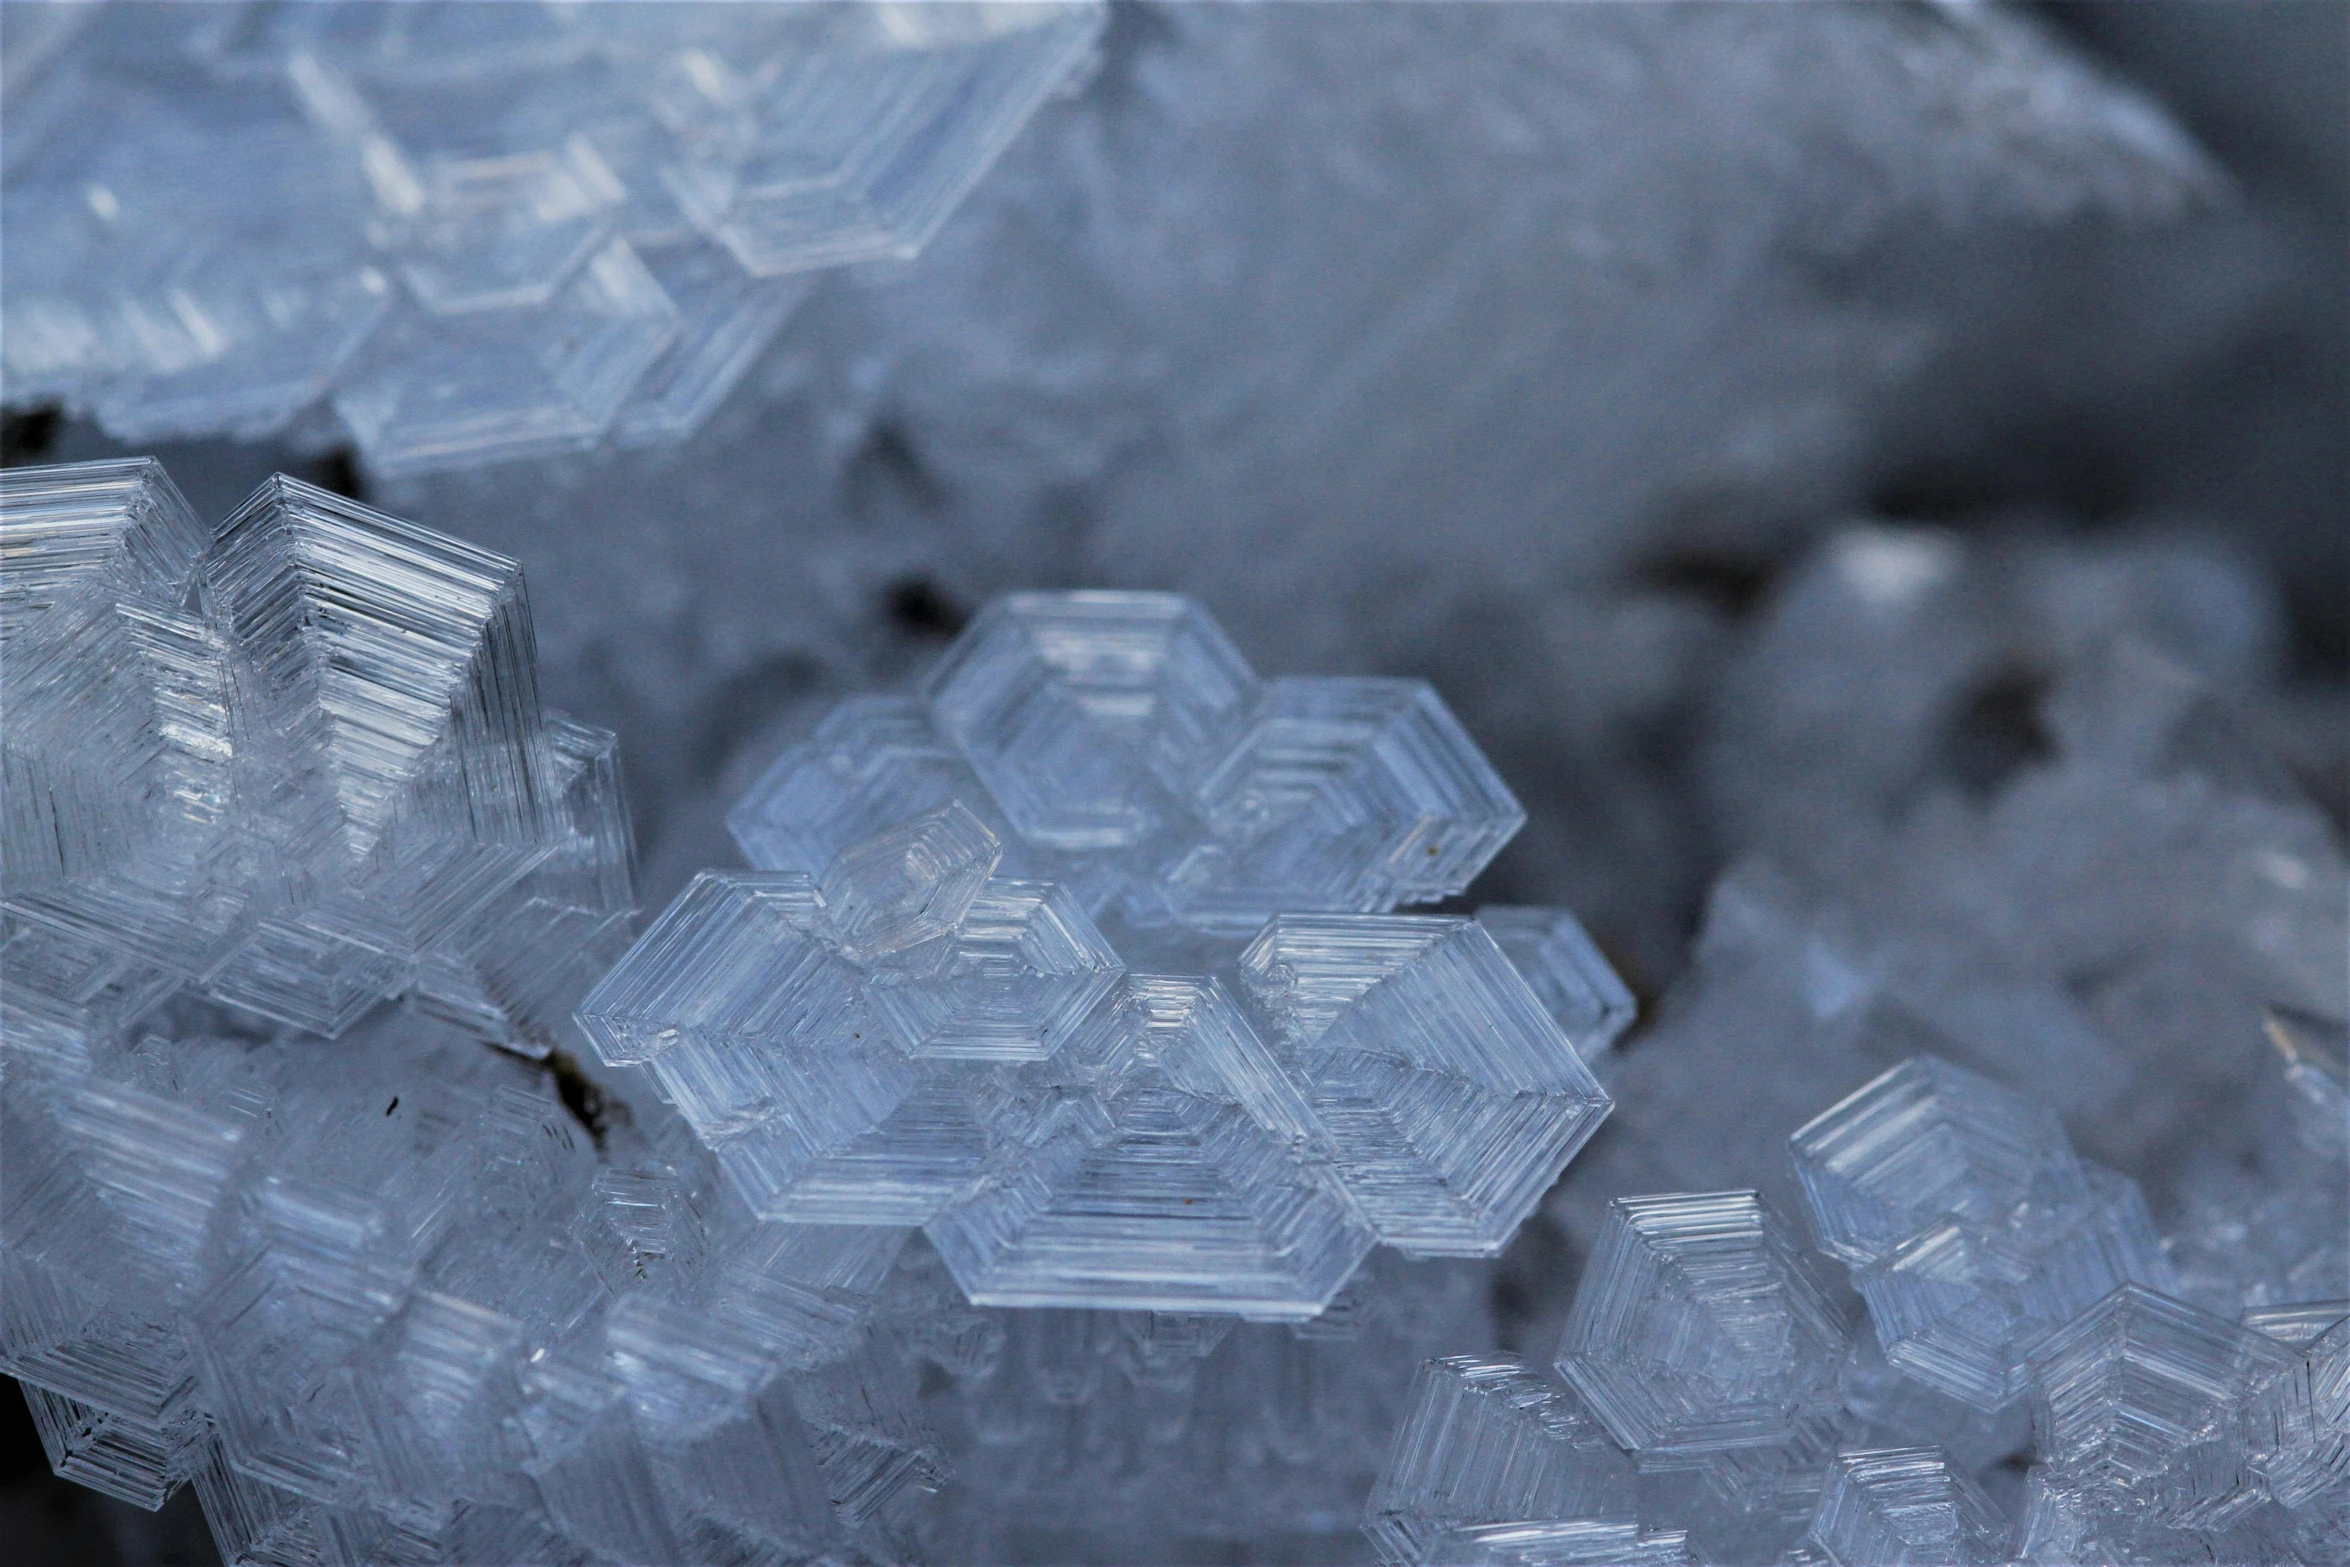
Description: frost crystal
1790,1055,2175,1410
591,591,1612,1315
1553,1190,1853,1459
1799,1446,2008,1566
1364,1355,1637,1564
4,2,1104,472
2,459,632,1048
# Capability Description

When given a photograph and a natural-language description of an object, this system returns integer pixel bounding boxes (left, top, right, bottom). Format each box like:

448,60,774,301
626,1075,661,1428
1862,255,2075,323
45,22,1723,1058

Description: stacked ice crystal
1,457,635,1054
581,591,1622,1319
0,459,955,1562
1,0,1103,474
1371,1047,2350,1565
1,484,1629,1562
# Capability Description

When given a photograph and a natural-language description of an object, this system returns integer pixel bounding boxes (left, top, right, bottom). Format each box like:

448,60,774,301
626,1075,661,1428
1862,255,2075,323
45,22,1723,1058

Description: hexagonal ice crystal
197,475,558,1031
925,973,1377,1318
2025,1284,2299,1524
1173,678,1526,934
1238,914,1611,1256
4,3,1103,472
1,460,238,979
1475,907,1637,1064
1553,1191,1853,1458
3,460,631,1045
4,453,648,1047
926,592,1260,851
1791,1056,2175,1410
1798,1446,2008,1566
818,801,1003,961
602,590,1617,1314
1365,1355,1637,1566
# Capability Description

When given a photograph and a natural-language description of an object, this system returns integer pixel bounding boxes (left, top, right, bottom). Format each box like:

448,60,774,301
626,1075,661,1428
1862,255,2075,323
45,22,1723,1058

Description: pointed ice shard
1366,1355,1637,1566
1554,1191,1853,1458
1476,907,1637,1063
1239,914,1611,1255
925,592,1258,850
2264,1005,2348,1161
1170,678,1525,934
1799,1446,2008,1566
818,801,1003,961
194,474,556,1031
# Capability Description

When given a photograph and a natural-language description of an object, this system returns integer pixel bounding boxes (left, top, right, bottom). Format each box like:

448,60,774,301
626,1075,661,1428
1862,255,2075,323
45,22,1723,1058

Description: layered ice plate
2,1,1106,473
590,590,1617,1317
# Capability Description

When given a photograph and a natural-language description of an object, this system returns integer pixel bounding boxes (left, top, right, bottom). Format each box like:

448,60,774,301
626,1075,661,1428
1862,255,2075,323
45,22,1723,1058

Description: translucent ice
3,2,1106,472
1365,1355,1637,1565
2025,1284,2301,1527
1475,907,1637,1064
2,459,634,1047
1237,914,1611,1256
730,590,1530,939
1554,1190,1854,1459
1791,1055,2175,1410
1798,1445,2008,1566
600,591,1615,1314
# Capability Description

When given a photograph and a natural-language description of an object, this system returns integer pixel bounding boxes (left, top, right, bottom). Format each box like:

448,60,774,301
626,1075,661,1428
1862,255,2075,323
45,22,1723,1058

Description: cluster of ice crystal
584,591,1620,1319
2,1,1102,474
1,466,1628,1563
1374,1053,2349,1566
2,457,634,1053
2,462,960,1564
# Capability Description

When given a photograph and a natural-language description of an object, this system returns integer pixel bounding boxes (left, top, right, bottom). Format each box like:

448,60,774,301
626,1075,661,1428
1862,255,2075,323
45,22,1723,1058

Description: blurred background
4,3,2343,1560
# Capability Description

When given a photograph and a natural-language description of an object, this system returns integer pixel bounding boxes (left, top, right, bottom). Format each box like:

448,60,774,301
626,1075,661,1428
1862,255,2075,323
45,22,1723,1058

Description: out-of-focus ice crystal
2,1,1105,472
1,459,634,1048
594,590,1614,1316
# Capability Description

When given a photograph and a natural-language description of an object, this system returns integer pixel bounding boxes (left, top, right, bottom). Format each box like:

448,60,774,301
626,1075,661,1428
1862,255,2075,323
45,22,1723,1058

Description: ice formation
584,591,1617,1317
0,464,1629,1562
2,457,633,1049
1,1,1103,474
1373,1055,2349,1567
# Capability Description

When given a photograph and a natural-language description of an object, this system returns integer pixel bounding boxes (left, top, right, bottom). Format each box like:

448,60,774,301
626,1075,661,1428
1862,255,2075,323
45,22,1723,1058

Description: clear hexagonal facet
1554,1191,1854,1458
1239,914,1611,1256
925,592,1259,851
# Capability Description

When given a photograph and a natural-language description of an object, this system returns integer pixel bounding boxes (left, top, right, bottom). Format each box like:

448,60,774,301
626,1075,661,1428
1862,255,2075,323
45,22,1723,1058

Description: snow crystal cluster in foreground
3,459,1629,1563
585,590,1620,1319
1,1,1100,474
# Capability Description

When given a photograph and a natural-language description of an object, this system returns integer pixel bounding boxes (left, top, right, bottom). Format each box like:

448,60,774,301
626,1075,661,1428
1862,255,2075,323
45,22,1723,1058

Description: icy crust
2,1,1104,472
1373,1057,2350,1566
597,591,1620,1318
1,458,633,1052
